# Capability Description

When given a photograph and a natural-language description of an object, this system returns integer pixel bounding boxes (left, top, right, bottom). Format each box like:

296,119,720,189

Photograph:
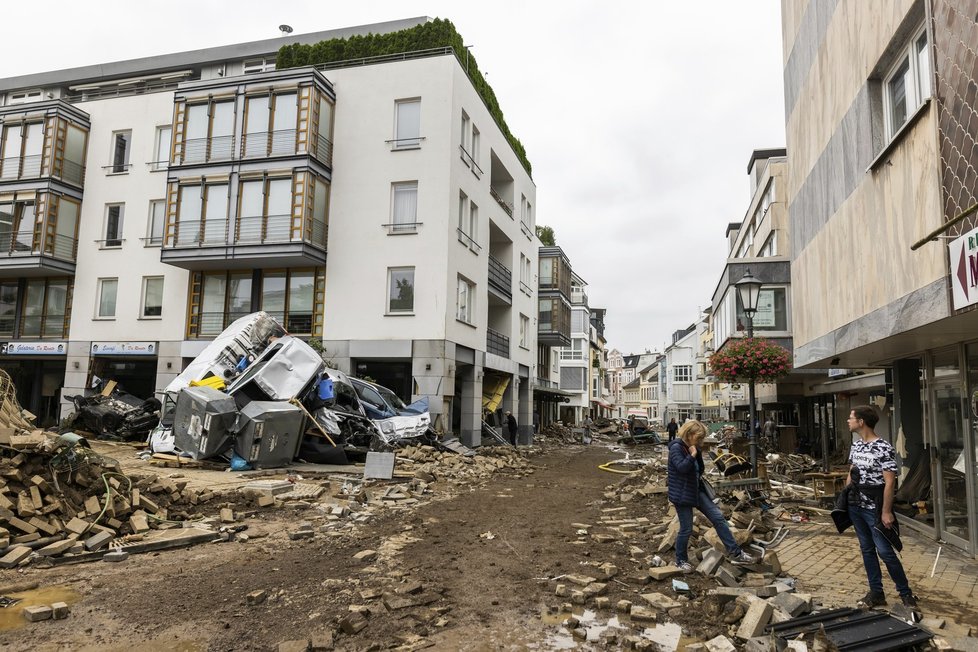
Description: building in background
782,0,978,555
534,245,575,428
0,17,538,446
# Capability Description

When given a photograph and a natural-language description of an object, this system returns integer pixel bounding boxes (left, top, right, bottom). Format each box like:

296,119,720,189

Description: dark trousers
508,430,518,445
849,506,911,597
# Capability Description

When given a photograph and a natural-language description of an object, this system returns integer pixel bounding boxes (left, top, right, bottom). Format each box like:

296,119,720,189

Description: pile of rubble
0,432,226,568
537,423,580,445
396,444,536,484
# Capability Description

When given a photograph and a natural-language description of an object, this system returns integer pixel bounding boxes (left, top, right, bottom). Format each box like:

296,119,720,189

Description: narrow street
5,440,978,651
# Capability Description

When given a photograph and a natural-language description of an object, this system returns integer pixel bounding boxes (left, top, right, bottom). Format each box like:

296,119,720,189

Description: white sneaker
729,551,756,565
675,561,694,573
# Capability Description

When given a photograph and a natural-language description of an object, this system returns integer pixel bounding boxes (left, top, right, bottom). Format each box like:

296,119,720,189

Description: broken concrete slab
697,548,724,575
629,605,657,623
736,600,773,639
51,602,69,619
103,550,129,562
703,635,737,652
23,605,53,622
640,592,682,610
339,612,368,635
84,530,114,551
0,546,32,568
353,549,377,562
563,573,597,587
769,592,811,617
648,566,684,581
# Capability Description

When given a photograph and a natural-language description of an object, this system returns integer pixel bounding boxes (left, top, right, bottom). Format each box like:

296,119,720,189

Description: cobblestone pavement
778,521,978,630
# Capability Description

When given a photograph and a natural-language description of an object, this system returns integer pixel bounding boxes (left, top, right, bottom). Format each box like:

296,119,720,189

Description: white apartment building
662,324,698,423
556,272,590,423
0,17,537,446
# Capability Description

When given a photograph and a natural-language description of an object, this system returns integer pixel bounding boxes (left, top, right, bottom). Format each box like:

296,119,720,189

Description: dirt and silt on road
0,437,874,651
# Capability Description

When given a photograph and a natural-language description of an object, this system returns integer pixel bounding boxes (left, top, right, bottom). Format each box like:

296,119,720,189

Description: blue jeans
849,505,911,597
675,487,742,564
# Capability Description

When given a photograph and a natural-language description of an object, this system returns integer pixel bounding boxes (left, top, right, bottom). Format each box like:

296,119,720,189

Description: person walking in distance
666,418,679,442
846,405,919,610
582,414,594,444
667,420,755,573
505,410,518,446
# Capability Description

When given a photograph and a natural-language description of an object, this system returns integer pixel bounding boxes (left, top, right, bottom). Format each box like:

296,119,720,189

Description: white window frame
456,276,475,325
140,276,164,319
146,199,165,247
102,204,124,248
393,99,421,149
387,267,415,315
520,314,529,349
673,365,693,383
96,278,118,319
390,181,419,234
8,90,43,105
109,130,132,174
457,192,480,252
460,111,471,161
243,57,276,74
152,125,172,171
882,24,931,140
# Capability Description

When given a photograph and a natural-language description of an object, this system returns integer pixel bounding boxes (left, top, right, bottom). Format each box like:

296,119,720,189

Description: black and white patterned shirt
848,437,898,510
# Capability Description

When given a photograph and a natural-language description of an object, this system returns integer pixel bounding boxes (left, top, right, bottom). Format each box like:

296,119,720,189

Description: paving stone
563,573,596,586
703,635,737,652
697,548,725,575
84,530,114,551
257,495,276,508
736,600,773,639
51,602,69,619
769,592,811,617
763,551,782,574
103,550,129,562
288,530,314,541
0,546,32,568
648,566,684,581
640,592,682,610
555,583,569,597
339,612,368,635
247,590,268,605
23,605,52,622
570,590,587,605
243,480,294,496
715,566,741,588
277,640,310,652
309,632,334,651
745,636,775,652
583,582,607,597
395,581,423,595
629,605,657,623
353,549,377,562
594,597,611,609
616,599,632,613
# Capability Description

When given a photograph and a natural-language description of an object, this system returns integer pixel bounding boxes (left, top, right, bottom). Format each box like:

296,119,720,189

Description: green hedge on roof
276,18,531,177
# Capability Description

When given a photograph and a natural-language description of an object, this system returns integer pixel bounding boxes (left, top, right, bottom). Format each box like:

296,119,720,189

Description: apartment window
736,287,789,332
237,177,291,242
520,314,529,348
673,365,692,383
387,267,415,313
96,278,118,318
457,193,479,252
141,276,164,318
393,99,421,149
460,111,471,156
456,276,474,324
758,231,777,257
146,200,165,246
152,125,171,171
103,204,124,248
183,101,234,162
242,93,297,158
883,25,931,140
21,278,71,338
8,90,42,105
261,269,316,334
471,125,480,165
110,131,131,173
243,57,276,74
1,122,44,180
519,254,532,295
390,182,419,233
520,194,533,237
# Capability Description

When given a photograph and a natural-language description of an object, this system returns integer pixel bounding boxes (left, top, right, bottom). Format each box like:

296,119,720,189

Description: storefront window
930,346,970,544
736,287,788,332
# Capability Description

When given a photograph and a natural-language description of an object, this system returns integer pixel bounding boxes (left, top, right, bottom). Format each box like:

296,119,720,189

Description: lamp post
736,269,763,477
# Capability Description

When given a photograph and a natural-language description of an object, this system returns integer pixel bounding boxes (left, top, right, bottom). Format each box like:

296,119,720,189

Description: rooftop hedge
276,18,531,177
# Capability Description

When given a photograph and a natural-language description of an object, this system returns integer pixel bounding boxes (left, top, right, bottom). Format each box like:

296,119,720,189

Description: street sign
729,391,745,400
949,224,978,310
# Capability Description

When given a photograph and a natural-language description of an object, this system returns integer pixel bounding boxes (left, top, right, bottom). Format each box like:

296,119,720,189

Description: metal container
234,401,304,468
172,386,238,459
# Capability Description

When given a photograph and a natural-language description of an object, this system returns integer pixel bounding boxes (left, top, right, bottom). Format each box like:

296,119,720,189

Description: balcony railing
167,215,327,249
489,187,514,217
179,135,235,164
61,160,85,186
192,310,314,338
0,155,42,181
487,255,512,298
240,130,299,159
314,133,333,168
487,327,510,358
571,289,588,306
19,314,69,339
0,231,78,261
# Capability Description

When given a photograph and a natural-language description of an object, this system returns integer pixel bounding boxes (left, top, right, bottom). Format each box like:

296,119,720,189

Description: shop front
0,340,68,427
89,341,159,399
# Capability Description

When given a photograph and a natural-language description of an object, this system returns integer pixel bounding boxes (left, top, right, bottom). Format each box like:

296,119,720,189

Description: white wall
69,92,188,343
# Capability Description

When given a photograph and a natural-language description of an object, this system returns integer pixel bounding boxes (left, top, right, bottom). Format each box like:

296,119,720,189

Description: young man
846,405,919,610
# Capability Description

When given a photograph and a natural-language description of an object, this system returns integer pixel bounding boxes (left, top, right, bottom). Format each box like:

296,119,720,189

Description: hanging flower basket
709,338,792,383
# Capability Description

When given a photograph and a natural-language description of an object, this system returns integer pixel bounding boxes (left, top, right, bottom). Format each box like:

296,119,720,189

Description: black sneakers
858,591,886,608
900,594,919,608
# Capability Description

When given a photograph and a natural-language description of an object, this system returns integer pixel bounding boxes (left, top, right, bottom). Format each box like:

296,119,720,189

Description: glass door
967,343,978,550
930,346,972,551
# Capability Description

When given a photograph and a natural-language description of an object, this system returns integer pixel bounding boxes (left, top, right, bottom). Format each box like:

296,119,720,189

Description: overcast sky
1,1,786,355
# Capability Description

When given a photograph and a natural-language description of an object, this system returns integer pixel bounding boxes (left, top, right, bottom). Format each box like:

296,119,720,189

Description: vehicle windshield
376,385,407,410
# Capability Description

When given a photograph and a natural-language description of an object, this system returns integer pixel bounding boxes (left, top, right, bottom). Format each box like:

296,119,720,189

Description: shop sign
1,341,67,355
949,224,978,310
728,390,745,400
91,341,157,356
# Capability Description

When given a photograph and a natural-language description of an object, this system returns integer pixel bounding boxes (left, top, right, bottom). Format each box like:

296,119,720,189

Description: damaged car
66,387,161,441
350,378,433,445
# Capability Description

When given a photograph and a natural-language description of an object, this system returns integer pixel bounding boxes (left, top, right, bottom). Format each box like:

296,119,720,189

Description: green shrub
277,18,532,176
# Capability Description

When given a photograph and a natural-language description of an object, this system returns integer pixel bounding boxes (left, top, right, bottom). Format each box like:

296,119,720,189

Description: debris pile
396,444,536,484
537,423,580,445
0,431,224,568
64,382,161,441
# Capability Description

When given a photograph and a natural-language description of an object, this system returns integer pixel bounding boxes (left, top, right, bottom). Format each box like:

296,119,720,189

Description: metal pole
747,316,758,477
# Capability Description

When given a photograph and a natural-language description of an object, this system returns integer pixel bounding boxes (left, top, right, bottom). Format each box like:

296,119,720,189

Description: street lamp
736,268,763,476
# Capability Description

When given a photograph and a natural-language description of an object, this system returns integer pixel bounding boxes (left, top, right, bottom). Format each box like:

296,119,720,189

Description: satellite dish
279,24,293,34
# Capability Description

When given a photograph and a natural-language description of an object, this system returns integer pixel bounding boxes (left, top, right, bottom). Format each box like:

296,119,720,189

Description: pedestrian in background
667,419,755,573
666,417,679,441
845,405,919,610
505,410,518,446
582,414,594,444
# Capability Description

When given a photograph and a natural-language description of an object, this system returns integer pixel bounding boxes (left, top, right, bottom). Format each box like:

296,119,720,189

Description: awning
591,398,613,409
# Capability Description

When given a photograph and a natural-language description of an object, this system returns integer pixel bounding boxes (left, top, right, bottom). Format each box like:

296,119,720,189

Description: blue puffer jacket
667,438,704,506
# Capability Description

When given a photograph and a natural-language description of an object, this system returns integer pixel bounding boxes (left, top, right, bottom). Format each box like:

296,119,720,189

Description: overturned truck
149,312,433,468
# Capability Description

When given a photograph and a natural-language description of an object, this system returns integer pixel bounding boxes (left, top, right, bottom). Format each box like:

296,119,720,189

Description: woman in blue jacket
668,420,755,573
